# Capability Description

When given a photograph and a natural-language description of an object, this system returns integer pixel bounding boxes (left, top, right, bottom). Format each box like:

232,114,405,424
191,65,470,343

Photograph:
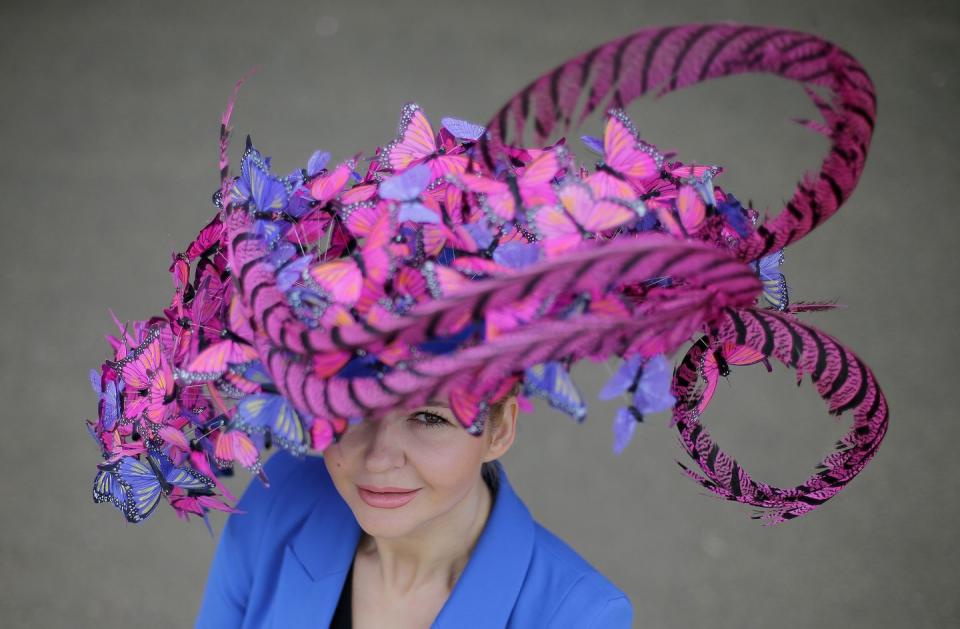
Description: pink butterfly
310,158,356,205
309,417,347,452
695,342,769,416
308,208,393,306
586,110,663,201
114,327,178,426
421,261,474,299
169,491,239,532
667,162,721,186
178,214,225,265
213,428,261,472
533,181,638,256
656,184,707,238
185,295,258,377
456,147,567,222
383,103,468,182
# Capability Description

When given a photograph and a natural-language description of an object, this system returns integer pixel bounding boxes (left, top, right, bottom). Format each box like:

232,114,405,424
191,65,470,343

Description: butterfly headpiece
87,23,887,528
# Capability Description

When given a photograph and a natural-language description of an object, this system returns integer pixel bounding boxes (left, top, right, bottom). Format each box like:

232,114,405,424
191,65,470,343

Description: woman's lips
356,485,421,509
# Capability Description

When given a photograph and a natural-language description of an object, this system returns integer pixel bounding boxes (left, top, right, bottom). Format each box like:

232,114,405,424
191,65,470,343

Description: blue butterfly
230,139,290,244
87,421,137,517
715,193,752,238
97,448,216,523
752,250,789,311
89,368,122,431
600,354,676,455
233,393,307,455
417,322,481,355
523,361,587,423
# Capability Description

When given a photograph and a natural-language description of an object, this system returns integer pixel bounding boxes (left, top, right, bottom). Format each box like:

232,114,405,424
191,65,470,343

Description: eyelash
408,411,450,429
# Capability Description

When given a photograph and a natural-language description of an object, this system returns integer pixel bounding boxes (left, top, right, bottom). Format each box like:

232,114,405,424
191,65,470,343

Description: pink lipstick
356,485,421,509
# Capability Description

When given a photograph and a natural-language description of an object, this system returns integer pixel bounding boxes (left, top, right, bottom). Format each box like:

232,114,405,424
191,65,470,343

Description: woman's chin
354,509,421,539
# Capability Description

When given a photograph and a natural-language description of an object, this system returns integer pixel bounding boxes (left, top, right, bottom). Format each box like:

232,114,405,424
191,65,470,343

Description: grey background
1,0,957,627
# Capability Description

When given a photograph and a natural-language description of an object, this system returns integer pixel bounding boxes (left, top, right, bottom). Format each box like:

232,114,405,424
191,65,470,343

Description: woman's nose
362,416,405,473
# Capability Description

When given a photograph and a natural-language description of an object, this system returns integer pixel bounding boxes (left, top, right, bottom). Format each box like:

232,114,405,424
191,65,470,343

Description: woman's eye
409,411,450,428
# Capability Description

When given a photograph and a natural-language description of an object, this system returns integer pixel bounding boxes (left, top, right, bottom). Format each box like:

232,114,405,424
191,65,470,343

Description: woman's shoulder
530,521,630,599
514,516,633,626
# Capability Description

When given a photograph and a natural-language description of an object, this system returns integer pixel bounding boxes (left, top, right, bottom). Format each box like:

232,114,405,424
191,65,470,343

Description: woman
85,20,883,629
196,388,633,628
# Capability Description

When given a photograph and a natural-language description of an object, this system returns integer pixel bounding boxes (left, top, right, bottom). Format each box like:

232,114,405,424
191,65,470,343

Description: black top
326,472,499,629
329,559,354,628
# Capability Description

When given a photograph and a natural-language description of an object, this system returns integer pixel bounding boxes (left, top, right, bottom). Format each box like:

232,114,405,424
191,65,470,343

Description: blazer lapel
432,462,535,628
269,486,361,628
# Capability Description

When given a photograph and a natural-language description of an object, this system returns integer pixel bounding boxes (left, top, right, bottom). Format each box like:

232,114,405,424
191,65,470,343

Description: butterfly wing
755,250,789,311
398,202,441,224
558,181,635,233
492,241,541,269
143,448,214,493
306,150,331,177
441,117,486,140
380,163,432,201
119,332,163,391
669,163,721,186
658,185,706,237
309,258,363,305
517,148,566,208
115,457,163,522
532,204,581,257
92,468,127,506
384,103,437,172
598,355,643,400
611,405,639,455
249,161,288,213
359,211,395,284
523,361,587,422
458,174,515,222
603,111,661,182
310,159,355,204
234,394,306,453
214,430,261,471
425,154,468,182
634,354,676,413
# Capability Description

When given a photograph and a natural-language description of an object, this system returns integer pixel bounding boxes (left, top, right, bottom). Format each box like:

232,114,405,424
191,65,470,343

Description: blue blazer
197,452,632,628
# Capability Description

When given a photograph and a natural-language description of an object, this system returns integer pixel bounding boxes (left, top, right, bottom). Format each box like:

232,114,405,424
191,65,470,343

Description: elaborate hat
87,23,887,529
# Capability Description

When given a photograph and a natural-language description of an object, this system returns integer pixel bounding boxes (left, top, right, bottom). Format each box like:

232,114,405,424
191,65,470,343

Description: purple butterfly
600,354,676,455
379,164,440,224
523,361,587,422
716,193,752,238
276,254,312,291
753,250,789,311
306,150,331,177
493,241,541,269
89,368,122,432
232,140,287,214
441,117,486,141
580,135,604,156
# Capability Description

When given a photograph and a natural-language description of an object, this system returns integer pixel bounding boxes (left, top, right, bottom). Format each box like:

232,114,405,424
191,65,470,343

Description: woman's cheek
412,434,484,495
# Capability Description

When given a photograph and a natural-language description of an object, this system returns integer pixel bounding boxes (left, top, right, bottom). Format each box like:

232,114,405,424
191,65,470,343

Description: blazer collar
279,461,535,628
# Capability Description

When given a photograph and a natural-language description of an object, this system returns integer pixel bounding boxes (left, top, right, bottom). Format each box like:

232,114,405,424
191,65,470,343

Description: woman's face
323,401,510,539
